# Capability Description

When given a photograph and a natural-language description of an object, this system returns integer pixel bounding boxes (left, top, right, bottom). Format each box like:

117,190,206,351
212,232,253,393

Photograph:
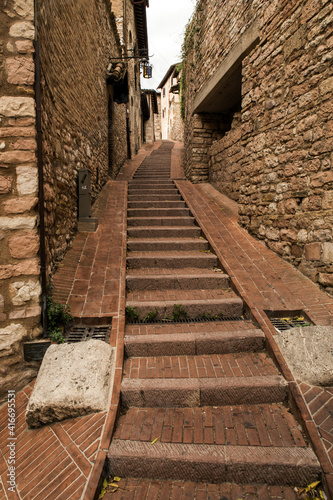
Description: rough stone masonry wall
0,0,42,400
184,0,333,294
38,0,127,271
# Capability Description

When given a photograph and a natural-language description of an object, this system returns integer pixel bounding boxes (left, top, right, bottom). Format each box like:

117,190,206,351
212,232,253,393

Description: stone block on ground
275,326,333,386
26,339,115,427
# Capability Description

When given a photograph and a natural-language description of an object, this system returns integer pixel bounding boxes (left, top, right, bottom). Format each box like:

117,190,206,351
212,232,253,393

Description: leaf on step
151,436,160,444
98,479,109,499
213,268,223,272
113,477,121,482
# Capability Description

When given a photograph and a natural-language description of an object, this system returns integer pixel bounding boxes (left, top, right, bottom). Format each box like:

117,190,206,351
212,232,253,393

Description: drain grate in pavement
127,316,245,325
66,325,111,343
270,316,312,333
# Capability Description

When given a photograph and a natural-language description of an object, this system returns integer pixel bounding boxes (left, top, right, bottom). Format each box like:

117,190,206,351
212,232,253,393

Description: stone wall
183,0,333,294
38,0,127,271
0,0,41,400
124,0,143,156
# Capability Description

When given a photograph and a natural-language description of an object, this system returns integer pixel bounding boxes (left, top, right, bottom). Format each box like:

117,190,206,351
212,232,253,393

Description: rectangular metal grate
270,316,312,333
128,316,245,325
66,325,111,343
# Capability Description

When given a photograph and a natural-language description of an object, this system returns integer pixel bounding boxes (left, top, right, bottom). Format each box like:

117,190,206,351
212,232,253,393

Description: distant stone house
182,0,333,295
158,64,183,141
141,89,160,144
0,0,149,399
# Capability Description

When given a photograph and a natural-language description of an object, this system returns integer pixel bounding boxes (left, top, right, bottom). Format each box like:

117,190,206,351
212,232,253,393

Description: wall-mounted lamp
142,61,153,79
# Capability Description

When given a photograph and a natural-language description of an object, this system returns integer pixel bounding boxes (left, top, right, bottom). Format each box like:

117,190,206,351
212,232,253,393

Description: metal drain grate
66,325,111,343
127,316,245,325
270,316,312,333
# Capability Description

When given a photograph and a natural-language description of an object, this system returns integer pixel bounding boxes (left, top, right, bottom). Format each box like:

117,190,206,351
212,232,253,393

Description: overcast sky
141,0,196,90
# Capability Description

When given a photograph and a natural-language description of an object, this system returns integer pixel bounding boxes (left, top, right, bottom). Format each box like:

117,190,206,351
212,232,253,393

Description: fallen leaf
151,436,160,444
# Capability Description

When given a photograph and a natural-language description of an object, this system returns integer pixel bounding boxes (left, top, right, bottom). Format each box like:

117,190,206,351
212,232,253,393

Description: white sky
141,0,196,90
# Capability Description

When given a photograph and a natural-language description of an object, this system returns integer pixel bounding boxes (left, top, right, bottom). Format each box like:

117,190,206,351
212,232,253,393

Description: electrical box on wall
77,169,98,232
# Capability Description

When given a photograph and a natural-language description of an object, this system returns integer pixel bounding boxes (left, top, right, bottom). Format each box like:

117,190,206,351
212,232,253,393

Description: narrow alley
1,141,331,499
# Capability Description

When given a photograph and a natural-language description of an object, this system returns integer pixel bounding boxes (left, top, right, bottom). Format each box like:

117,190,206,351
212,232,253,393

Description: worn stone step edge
125,297,243,319
128,209,191,217
128,202,186,208
107,441,320,486
127,227,202,237
127,217,196,227
121,375,288,407
128,194,182,200
127,253,218,268
126,272,228,290
127,240,209,252
124,329,265,356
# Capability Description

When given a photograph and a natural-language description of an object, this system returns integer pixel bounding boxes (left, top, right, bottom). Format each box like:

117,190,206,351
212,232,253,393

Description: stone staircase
107,142,321,497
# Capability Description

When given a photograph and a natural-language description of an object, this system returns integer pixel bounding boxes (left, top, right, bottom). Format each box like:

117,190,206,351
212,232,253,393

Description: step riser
125,299,243,320
108,443,320,486
128,209,190,217
127,256,218,268
133,175,170,178
127,228,202,238
127,241,209,252
127,218,196,227
120,376,288,408
128,189,179,195
128,196,182,202
128,202,186,209
124,330,265,356
126,274,229,290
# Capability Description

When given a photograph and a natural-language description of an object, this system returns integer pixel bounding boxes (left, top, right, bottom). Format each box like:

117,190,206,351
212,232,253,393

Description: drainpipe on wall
34,0,48,337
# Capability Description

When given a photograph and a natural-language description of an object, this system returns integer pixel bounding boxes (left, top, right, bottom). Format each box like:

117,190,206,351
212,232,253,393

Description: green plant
125,306,140,323
171,304,188,321
47,284,73,343
142,309,158,323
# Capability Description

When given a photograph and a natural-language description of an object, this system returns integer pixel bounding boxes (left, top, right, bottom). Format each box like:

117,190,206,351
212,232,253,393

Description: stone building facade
0,0,149,400
0,0,41,399
142,89,160,144
183,0,333,294
159,64,184,141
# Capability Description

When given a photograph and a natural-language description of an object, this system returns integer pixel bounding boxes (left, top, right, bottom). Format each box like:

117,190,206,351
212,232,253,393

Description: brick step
127,237,209,252
128,181,175,187
113,404,306,448
121,375,288,408
123,351,277,380
126,269,228,289
133,175,171,179
125,290,243,320
127,188,179,195
108,440,320,487
127,226,202,238
128,208,191,218
128,194,182,202
125,319,256,335
126,250,218,268
98,477,300,499
133,171,171,175
124,328,264,356
127,217,197,227
128,201,186,209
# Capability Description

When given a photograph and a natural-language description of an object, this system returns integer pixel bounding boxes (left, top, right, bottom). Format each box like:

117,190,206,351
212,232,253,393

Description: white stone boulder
26,340,115,427
276,326,333,387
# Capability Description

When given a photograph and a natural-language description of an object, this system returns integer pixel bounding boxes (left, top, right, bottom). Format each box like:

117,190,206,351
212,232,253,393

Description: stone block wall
0,0,41,400
183,0,333,293
37,0,127,271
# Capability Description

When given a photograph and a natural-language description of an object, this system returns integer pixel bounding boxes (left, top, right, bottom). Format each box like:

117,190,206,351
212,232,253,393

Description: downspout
34,0,48,337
